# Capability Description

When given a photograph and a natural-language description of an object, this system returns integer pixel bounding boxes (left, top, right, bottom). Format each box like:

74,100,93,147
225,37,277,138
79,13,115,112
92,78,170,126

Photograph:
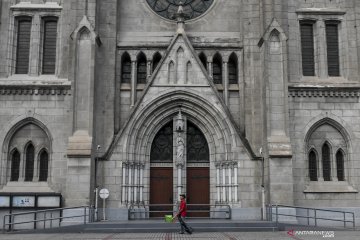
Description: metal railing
3,206,93,232
129,204,231,220
266,204,355,229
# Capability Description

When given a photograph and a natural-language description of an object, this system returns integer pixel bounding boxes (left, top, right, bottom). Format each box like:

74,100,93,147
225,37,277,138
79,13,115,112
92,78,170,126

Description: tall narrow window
42,17,58,74
326,21,340,76
322,143,331,181
137,52,147,84
187,121,209,162
300,20,315,76
152,52,162,72
228,53,238,84
121,52,131,83
15,17,32,74
10,150,20,181
199,52,207,71
25,144,35,181
336,150,345,181
150,121,173,162
213,53,222,84
39,150,49,182
308,150,317,181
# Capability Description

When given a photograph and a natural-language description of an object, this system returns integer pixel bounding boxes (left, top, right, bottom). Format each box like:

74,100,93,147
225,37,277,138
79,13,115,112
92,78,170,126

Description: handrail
128,204,231,220
3,206,93,232
266,204,355,229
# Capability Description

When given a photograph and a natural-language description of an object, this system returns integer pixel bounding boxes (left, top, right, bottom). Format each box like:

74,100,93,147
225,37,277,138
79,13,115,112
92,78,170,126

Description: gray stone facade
0,0,359,224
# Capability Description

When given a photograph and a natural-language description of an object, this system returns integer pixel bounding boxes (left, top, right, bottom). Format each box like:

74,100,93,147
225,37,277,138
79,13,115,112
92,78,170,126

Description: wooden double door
150,167,209,218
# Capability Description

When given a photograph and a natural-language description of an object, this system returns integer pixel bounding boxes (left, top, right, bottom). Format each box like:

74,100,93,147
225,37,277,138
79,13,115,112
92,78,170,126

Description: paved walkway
0,231,359,240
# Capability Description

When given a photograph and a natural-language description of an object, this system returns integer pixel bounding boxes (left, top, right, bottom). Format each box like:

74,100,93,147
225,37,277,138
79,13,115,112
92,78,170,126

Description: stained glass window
322,143,331,181
146,0,214,20
336,150,345,181
39,150,49,182
10,150,20,181
151,122,173,162
25,143,35,181
308,150,317,181
187,121,209,162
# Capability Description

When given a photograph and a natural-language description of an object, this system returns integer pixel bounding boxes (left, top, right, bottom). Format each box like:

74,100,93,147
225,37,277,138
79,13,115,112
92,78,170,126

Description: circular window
146,0,214,21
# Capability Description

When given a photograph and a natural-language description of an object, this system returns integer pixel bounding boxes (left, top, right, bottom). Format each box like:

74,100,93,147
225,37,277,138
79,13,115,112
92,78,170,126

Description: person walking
175,194,193,234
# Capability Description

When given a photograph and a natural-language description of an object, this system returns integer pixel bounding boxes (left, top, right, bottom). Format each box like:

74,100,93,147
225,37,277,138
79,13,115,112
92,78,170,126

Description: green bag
164,215,173,223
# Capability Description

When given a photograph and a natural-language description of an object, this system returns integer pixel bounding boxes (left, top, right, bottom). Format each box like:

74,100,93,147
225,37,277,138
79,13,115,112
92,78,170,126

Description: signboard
0,196,10,207
99,188,109,199
12,196,35,207
37,196,61,208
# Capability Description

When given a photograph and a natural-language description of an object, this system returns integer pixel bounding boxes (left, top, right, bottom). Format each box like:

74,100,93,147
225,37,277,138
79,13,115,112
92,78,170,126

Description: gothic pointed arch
228,52,238,84
137,51,147,84
39,149,49,182
198,52,207,71
10,149,20,181
212,53,222,84
152,52,162,72
121,52,131,84
24,142,35,181
2,117,52,184
308,148,318,181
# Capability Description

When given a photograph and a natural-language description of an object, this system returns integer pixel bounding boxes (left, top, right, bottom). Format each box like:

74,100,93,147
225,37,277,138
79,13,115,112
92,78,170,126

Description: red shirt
179,200,187,217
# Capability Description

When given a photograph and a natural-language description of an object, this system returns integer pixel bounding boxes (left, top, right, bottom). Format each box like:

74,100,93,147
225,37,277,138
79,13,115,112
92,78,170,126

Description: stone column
223,61,229,105
147,60,152,79
121,162,127,203
216,163,221,202
233,162,238,202
227,164,232,202
317,20,327,79
130,60,137,107
222,165,226,202
139,164,144,202
207,58,213,78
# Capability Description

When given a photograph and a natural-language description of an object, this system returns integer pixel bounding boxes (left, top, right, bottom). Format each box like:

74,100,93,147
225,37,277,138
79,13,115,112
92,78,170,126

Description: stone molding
288,87,360,98
0,85,71,95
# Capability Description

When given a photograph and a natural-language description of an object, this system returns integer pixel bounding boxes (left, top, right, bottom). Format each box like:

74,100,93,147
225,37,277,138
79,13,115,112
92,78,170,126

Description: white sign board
12,196,35,207
99,188,109,199
0,196,10,207
37,196,61,208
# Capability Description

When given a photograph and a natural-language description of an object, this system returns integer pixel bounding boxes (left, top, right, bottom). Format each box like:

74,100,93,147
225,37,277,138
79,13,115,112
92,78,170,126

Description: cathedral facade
0,0,360,223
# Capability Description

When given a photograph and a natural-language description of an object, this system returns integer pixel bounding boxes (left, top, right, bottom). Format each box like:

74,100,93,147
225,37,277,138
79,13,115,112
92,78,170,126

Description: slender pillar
222,165,226,202
208,60,213,78
223,61,229,105
177,164,182,197
122,163,126,203
139,164,144,202
234,163,238,202
134,164,138,202
147,60,152,79
128,164,132,203
228,164,232,202
216,164,220,202
130,60,137,107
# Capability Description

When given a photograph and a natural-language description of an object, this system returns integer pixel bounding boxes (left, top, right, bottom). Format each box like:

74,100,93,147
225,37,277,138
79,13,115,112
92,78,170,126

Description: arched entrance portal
150,121,173,217
186,121,210,217
149,118,210,217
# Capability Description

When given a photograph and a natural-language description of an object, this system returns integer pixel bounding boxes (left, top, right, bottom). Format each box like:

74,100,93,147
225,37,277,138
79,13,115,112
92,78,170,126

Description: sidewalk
0,231,359,240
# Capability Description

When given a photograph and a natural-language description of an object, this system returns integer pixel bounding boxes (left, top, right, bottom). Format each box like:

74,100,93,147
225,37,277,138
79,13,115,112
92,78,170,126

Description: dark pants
178,216,192,233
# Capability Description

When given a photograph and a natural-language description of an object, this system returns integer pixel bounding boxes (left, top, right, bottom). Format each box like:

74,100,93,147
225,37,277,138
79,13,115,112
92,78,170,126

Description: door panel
150,167,173,217
186,167,210,217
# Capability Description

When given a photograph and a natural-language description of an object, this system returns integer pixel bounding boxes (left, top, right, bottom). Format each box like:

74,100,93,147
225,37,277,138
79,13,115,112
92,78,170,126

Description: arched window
212,53,222,84
39,150,49,182
121,52,131,84
199,52,207,71
187,121,209,162
10,150,20,181
308,150,317,181
137,52,147,84
25,143,35,181
336,150,345,181
322,142,331,181
152,52,162,72
150,122,173,162
228,53,238,84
